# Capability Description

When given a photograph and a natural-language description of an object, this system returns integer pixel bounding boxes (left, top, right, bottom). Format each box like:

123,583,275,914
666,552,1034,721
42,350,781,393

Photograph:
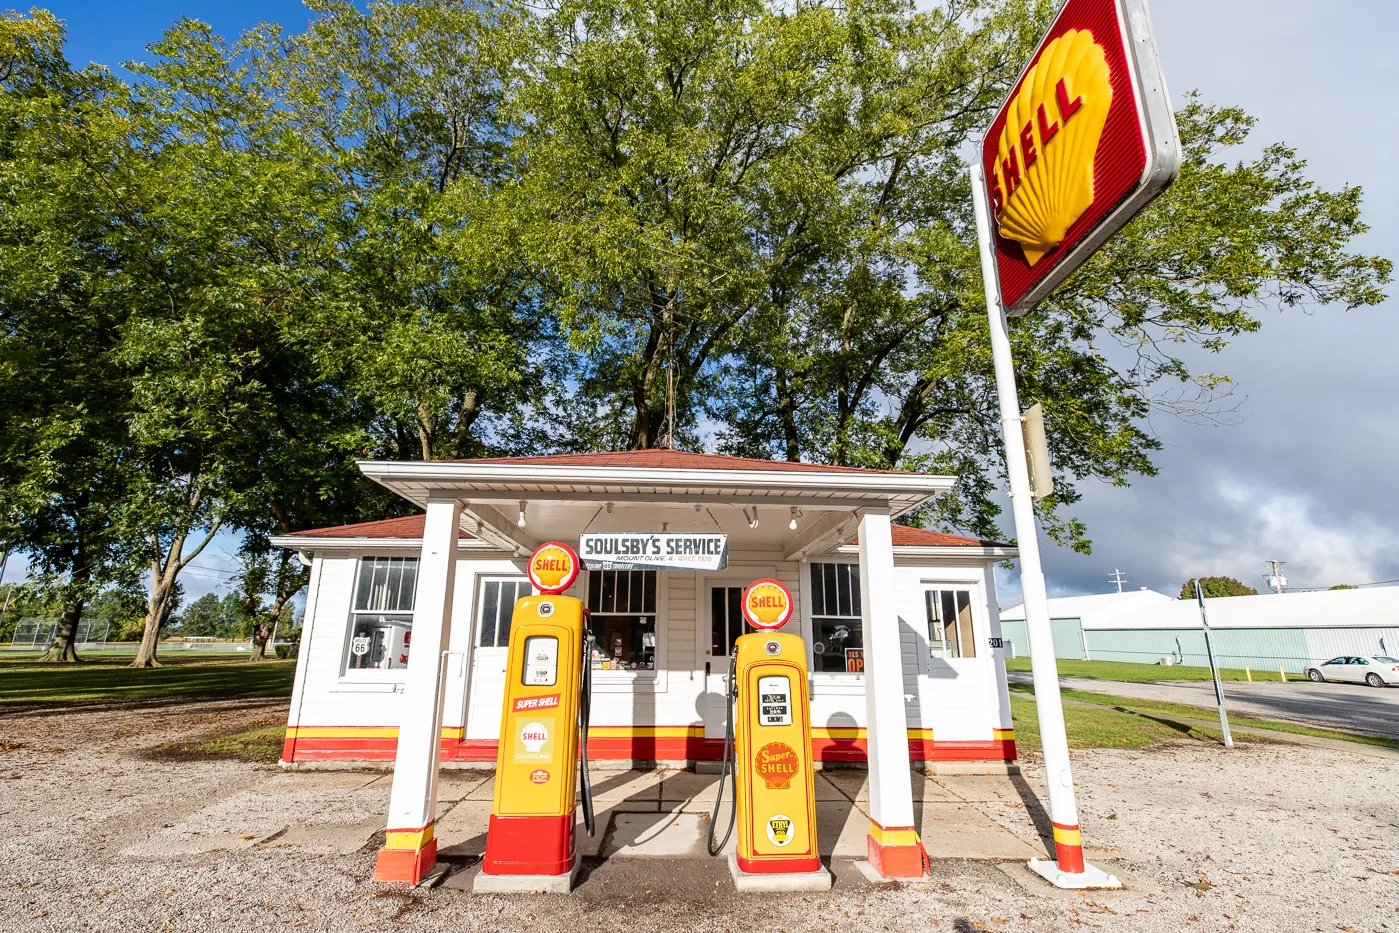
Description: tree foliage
1179,576,1259,599
0,0,1390,662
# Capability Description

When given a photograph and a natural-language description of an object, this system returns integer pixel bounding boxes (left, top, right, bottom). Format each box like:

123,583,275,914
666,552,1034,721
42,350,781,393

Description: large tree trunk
248,615,275,661
39,553,88,663
40,596,85,663
775,366,801,462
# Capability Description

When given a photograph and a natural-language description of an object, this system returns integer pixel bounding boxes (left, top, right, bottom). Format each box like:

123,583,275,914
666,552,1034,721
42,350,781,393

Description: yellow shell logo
992,29,1112,266
743,578,793,630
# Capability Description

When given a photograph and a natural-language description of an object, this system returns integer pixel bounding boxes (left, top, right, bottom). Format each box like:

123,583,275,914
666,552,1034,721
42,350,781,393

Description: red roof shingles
287,513,1004,549
286,515,468,540
446,449,914,474
887,525,1011,549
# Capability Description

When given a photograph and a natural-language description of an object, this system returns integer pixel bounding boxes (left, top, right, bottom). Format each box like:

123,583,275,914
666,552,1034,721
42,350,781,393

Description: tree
503,0,1388,555
1179,577,1258,599
0,11,146,660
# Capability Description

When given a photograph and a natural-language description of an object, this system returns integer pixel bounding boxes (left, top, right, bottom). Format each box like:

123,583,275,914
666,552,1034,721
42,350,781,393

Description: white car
1305,655,1399,687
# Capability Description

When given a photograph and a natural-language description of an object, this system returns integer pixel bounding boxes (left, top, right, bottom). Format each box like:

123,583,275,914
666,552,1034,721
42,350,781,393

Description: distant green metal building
998,587,1399,674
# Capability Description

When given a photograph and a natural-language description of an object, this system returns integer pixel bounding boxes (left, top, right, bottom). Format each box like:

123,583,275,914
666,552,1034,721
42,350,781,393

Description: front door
703,584,753,738
465,576,530,741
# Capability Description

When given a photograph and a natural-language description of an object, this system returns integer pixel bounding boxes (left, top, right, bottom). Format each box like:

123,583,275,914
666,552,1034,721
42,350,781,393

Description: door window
478,577,530,649
926,587,977,659
711,585,751,658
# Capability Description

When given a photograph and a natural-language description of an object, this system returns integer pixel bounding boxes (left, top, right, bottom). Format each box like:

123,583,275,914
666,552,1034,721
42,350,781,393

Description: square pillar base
375,838,438,885
1028,857,1122,890
866,832,925,878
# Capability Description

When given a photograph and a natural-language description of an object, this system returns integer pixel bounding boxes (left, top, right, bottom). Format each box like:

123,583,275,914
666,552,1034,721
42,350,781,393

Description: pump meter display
757,675,792,726
522,636,559,686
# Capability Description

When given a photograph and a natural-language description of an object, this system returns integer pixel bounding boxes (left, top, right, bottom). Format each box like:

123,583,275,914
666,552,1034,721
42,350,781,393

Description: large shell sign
992,30,1112,267
742,578,794,631
528,541,579,595
982,0,1180,315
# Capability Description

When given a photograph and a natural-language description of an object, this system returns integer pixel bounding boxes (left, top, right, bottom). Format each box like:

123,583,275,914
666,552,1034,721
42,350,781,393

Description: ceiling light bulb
789,506,799,531
517,501,527,528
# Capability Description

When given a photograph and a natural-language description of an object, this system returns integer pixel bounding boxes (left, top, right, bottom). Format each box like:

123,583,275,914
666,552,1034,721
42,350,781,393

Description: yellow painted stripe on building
285,726,466,740
993,728,1015,741
811,727,863,740
868,822,921,847
285,726,399,739
586,726,704,738
385,824,435,851
907,728,936,740
1052,825,1082,847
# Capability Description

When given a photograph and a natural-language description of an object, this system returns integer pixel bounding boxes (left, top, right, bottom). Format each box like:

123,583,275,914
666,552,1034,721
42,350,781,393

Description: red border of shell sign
741,578,793,631
528,541,580,595
981,0,1179,315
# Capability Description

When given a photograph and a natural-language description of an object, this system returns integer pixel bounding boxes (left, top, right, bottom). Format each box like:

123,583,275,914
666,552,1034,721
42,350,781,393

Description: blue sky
19,1,1399,606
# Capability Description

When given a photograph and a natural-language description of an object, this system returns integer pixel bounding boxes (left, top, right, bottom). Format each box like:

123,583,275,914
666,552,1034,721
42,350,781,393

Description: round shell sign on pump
528,541,579,595
742,578,793,631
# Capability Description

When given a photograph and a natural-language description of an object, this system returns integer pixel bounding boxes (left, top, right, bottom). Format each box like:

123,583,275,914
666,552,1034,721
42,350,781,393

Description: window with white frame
477,576,529,649
586,570,657,671
809,563,863,673
925,587,977,659
345,556,418,673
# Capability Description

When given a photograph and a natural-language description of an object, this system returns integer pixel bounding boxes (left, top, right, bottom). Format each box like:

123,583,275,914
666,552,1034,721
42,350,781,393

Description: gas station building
272,450,1019,881
274,451,1017,771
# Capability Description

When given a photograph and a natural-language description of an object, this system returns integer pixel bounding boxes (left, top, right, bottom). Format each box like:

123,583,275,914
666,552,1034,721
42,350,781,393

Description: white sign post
972,166,1119,891
972,0,1180,891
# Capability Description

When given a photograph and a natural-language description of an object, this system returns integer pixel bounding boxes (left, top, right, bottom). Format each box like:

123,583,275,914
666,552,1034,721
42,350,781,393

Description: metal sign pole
971,160,1119,890
1194,580,1233,747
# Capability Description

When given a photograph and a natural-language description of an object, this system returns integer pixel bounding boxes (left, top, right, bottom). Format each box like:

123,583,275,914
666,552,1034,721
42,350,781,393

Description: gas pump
476,542,595,893
708,579,832,890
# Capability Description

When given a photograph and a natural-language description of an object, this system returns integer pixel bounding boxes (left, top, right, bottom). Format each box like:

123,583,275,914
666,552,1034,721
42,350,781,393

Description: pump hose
706,655,738,857
579,635,595,837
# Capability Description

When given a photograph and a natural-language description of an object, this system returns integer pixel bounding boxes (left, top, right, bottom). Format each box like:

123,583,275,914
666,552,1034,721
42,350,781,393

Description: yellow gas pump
708,579,831,889
478,542,594,891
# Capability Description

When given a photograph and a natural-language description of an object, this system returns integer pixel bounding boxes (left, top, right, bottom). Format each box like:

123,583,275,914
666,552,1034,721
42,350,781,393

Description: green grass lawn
1009,692,1228,753
1004,656,1294,682
1009,683,1399,752
0,654,296,706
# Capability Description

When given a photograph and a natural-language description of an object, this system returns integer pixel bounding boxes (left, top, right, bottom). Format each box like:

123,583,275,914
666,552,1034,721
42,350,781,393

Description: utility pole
1264,559,1287,594
1109,568,1126,594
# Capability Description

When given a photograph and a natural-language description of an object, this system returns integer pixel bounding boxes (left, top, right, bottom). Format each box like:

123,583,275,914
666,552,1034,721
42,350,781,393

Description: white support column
858,506,922,878
375,496,461,885
971,160,1117,889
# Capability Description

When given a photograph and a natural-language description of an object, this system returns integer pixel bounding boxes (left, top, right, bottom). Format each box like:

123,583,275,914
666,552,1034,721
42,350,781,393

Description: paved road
1006,671,1399,739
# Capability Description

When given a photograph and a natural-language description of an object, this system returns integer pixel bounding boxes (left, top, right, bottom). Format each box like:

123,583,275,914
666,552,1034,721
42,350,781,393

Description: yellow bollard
1245,666,1252,682
1279,666,1287,683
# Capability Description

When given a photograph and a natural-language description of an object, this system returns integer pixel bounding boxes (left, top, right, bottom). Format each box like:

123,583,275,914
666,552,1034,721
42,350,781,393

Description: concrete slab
918,802,1044,860
574,805,613,857
815,800,868,858
813,773,851,802
819,770,868,802
272,818,382,855
472,857,581,894
465,777,497,801
255,770,384,791
658,770,721,803
584,769,664,804
933,774,1040,803
728,853,833,892
437,773,492,803
603,812,711,857
435,801,492,857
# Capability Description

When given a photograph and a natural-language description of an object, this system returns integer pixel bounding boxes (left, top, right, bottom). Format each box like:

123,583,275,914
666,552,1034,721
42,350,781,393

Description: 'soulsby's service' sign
982,0,1179,315
579,533,728,571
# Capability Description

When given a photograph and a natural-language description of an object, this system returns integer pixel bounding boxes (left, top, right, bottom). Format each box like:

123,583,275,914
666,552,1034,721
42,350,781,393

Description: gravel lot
2,699,1396,933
